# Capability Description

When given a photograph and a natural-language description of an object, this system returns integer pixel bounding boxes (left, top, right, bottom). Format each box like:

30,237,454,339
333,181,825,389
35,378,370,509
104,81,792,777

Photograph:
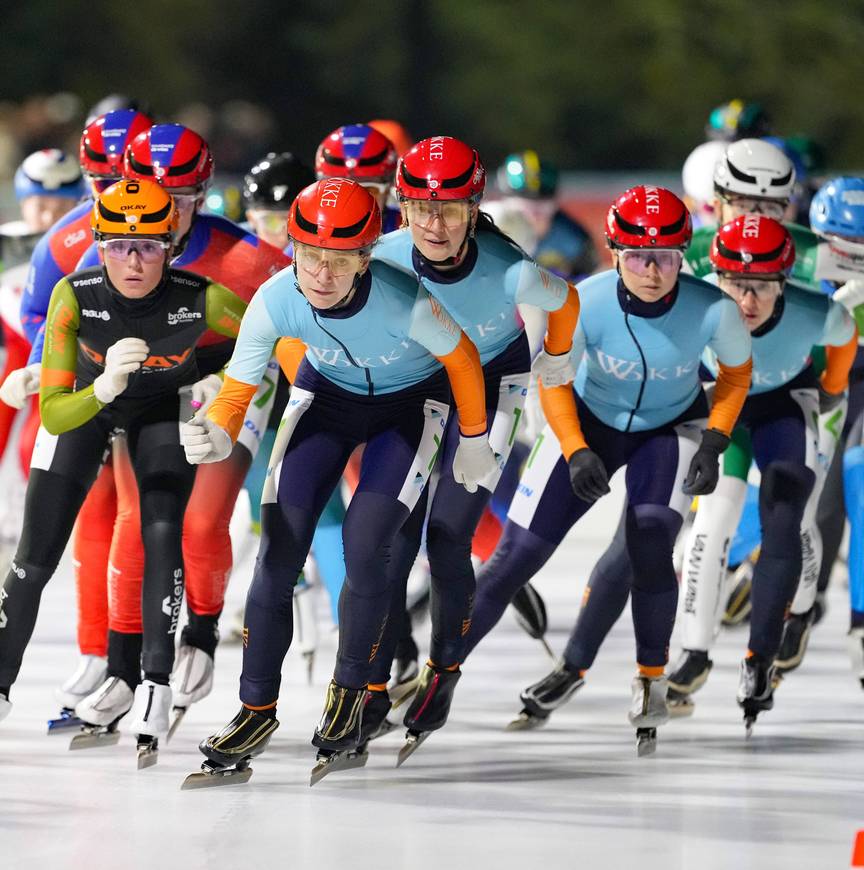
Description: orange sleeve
434,332,487,436
275,337,308,383
821,327,859,395
539,382,588,459
206,375,258,442
544,284,581,356
707,358,752,436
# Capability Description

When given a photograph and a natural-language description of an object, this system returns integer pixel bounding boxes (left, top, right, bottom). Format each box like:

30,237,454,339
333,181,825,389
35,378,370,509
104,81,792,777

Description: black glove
818,385,846,414
682,429,730,496
568,448,610,503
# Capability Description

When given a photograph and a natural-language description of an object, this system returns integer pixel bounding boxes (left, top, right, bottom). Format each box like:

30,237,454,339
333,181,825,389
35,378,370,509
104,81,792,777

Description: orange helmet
91,179,178,238
368,120,414,157
287,179,381,250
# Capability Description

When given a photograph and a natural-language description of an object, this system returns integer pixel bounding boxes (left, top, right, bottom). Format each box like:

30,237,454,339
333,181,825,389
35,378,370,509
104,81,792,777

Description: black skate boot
736,654,775,737
390,632,420,707
510,583,554,659
310,681,366,786
181,707,279,790
356,687,395,753
397,663,461,766
666,649,713,717
774,608,815,675
507,661,584,731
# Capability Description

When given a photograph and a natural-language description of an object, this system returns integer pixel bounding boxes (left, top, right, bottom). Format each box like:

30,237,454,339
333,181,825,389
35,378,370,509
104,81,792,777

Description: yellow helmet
91,178,178,237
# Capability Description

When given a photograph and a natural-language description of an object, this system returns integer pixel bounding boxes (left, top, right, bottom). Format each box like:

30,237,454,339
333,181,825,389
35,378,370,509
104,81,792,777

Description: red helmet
315,124,398,182
606,186,692,249
79,110,154,178
287,179,381,250
396,136,485,201
710,215,795,276
124,124,214,189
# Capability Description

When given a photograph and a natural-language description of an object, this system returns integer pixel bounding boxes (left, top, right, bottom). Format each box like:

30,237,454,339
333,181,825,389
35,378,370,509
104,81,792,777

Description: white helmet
682,141,726,205
713,138,796,200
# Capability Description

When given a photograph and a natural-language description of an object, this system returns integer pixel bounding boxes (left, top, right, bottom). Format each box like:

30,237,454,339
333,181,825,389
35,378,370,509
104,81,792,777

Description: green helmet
497,150,558,198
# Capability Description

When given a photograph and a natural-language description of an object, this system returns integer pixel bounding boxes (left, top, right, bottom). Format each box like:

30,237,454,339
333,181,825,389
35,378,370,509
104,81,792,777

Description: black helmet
243,152,316,209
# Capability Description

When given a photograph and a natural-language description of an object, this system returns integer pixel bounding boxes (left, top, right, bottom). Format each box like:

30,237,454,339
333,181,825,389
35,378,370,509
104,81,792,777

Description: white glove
189,373,223,414
531,347,575,388
452,433,498,493
833,278,864,313
93,337,149,404
522,376,546,443
0,364,40,409
180,413,233,464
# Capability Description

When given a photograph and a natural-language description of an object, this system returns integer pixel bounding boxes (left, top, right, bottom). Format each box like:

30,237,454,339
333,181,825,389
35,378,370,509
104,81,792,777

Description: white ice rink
1,475,863,870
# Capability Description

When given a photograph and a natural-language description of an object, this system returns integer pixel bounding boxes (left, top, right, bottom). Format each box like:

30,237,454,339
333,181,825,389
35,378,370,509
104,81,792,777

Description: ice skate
666,649,712,718
507,661,584,731
182,707,279,790
168,645,214,742
397,664,461,767
50,654,107,734
389,632,420,707
70,677,134,750
775,608,815,674
628,674,668,757
736,655,775,737
510,582,554,658
127,680,171,769
723,555,755,625
355,687,395,754
847,627,864,689
309,681,366,785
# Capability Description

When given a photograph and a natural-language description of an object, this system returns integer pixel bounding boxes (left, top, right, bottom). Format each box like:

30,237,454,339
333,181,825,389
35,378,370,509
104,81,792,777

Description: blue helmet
761,136,808,186
14,149,85,201
810,177,864,238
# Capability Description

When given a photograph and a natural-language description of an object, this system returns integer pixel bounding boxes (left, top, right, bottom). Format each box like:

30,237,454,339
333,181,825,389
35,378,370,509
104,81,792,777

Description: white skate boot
167,646,214,741
127,680,172,769
49,654,108,734
628,674,669,757
70,676,134,750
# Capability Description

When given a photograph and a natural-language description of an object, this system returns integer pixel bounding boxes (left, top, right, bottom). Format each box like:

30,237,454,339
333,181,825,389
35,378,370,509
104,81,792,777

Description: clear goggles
293,242,367,279
718,193,787,220
99,238,171,263
618,248,683,276
719,275,784,299
403,199,470,230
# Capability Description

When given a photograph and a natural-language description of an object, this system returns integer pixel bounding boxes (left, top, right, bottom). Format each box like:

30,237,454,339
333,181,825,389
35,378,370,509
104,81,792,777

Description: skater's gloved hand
0,363,41,409
93,337,149,404
522,376,546,443
682,429,730,496
531,348,575,389
818,384,846,414
833,278,864,314
567,448,610,503
180,412,233,464
452,433,498,493
188,373,223,414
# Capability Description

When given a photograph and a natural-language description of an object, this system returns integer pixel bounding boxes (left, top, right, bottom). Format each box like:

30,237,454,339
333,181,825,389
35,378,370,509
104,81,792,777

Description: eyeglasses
721,194,787,220
248,210,288,235
719,276,783,299
294,242,366,278
403,199,470,230
619,248,683,276
99,238,171,263
171,192,202,214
